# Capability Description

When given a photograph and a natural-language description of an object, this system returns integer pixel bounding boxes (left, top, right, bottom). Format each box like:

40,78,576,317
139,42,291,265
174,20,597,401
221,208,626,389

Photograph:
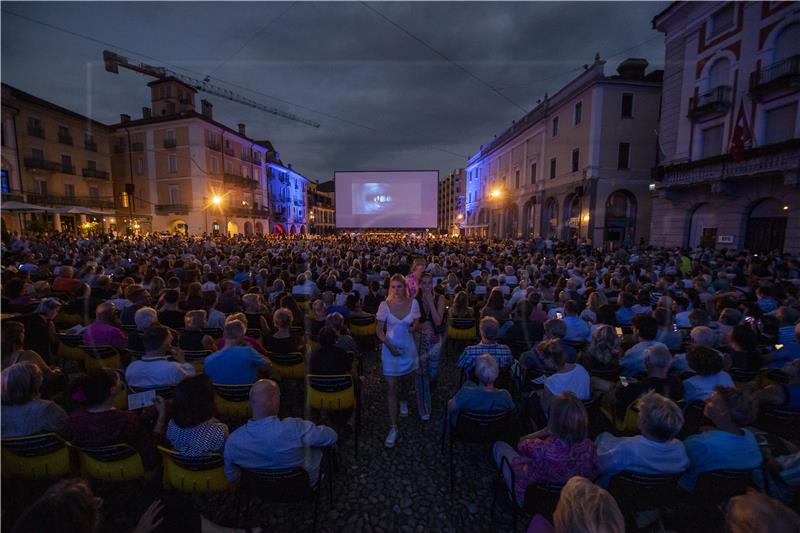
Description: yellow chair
600,403,640,434
349,315,378,352
113,378,129,410
80,345,123,370
57,333,86,362
184,350,212,373
71,443,146,482
447,318,477,341
158,447,229,493
268,351,306,380
213,383,253,419
306,374,361,457
1,433,72,480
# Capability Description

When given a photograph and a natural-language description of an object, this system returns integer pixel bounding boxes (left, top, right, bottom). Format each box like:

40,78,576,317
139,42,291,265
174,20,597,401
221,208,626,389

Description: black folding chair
608,470,683,531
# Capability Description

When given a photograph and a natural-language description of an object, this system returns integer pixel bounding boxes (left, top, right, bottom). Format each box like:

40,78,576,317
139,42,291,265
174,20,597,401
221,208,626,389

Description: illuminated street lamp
490,188,502,199
211,195,222,205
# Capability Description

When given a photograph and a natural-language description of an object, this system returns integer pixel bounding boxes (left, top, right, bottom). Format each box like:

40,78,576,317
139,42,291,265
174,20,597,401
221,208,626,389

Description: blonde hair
554,476,624,533
273,308,293,329
587,325,620,365
726,491,800,533
386,274,409,303
587,291,608,311
547,392,588,444
184,309,207,330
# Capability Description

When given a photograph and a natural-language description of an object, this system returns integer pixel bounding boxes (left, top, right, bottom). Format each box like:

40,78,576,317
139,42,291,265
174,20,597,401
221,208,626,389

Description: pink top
82,321,128,351
527,515,555,533
406,273,419,298
512,436,597,503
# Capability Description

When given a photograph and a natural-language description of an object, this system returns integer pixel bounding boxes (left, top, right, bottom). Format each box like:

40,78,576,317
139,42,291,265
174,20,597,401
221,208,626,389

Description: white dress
376,299,420,376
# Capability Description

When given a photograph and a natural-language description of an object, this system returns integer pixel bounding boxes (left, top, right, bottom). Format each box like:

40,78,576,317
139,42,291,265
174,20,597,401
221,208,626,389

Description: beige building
651,2,800,253
1,84,115,234
110,78,272,236
465,57,662,248
438,169,465,235
307,180,335,234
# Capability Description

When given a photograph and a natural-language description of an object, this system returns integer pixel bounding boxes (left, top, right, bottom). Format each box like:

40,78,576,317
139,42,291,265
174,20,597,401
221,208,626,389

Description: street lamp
490,188,502,199
211,195,222,205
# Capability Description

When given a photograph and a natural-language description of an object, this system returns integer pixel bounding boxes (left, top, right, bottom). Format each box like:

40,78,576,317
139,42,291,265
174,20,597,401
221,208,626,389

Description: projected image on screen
335,170,438,229
352,182,421,216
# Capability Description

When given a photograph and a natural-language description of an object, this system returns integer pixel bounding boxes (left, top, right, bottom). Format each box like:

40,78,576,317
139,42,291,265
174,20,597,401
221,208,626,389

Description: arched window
774,23,800,63
543,198,559,239
708,57,731,89
745,198,787,253
604,190,638,248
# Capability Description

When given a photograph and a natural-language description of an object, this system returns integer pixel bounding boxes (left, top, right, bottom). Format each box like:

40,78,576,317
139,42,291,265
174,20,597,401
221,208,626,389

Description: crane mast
102,50,320,128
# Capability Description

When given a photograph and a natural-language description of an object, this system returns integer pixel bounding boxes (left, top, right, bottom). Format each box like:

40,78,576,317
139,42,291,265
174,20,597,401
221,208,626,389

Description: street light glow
457,213,463,220
490,189,501,199
211,195,222,205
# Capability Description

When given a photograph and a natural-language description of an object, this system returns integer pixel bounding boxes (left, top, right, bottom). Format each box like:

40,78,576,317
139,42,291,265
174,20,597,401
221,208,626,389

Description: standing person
415,273,445,421
406,258,426,300
375,274,421,448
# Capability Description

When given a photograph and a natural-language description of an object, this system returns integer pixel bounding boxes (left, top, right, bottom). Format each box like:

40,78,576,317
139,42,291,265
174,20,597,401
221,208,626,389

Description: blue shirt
563,316,591,342
447,382,514,427
204,346,270,385
616,307,635,326
680,429,761,491
621,340,668,376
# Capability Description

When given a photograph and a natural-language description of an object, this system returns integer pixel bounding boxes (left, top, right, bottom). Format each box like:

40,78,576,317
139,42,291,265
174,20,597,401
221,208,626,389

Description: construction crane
102,50,320,128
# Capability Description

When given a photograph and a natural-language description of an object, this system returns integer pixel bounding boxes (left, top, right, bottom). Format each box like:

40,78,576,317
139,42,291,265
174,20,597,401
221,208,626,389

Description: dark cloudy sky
2,1,667,181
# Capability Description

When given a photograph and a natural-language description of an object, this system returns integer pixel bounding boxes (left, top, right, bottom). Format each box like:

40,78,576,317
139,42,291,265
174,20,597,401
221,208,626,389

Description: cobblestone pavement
92,348,524,533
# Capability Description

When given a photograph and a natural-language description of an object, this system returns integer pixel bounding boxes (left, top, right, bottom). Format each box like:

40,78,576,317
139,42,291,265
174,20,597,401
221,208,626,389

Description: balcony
208,141,221,151
227,206,269,218
27,126,45,139
58,134,73,146
24,158,74,174
224,147,234,157
688,85,732,119
85,141,98,152
163,139,177,149
26,193,114,209
155,204,189,215
656,138,800,188
252,156,262,166
132,142,144,152
114,144,126,154
223,173,258,189
2,191,24,202
82,168,109,180
241,153,250,162
750,55,800,101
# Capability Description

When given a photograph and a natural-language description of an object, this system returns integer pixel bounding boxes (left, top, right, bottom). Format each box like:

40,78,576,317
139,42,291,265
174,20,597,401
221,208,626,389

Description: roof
316,180,335,193
652,1,681,29
1,83,110,129
146,77,198,93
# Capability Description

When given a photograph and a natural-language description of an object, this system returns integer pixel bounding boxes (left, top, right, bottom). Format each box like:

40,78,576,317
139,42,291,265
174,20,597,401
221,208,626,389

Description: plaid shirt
457,341,514,372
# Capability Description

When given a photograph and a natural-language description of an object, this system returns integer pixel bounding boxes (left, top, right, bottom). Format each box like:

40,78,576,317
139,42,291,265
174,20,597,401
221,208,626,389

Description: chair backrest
1,433,71,479
58,333,84,347
522,481,564,518
450,317,476,330
349,315,376,327
128,385,176,399
1,433,66,457
608,470,683,512
158,447,228,493
693,468,754,505
120,324,137,333
213,383,253,402
289,325,306,338
158,447,224,471
183,350,211,362
246,328,263,340
240,466,314,502
202,328,223,338
80,345,119,359
75,443,138,462
589,366,620,382
308,374,354,393
268,351,304,367
453,409,513,443
728,367,759,384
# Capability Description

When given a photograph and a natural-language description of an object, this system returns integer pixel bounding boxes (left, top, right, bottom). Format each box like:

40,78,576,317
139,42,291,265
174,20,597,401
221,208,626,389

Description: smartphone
531,375,548,385
672,324,678,332
615,327,623,337
619,376,629,387
745,316,754,323
775,344,784,350
556,312,564,320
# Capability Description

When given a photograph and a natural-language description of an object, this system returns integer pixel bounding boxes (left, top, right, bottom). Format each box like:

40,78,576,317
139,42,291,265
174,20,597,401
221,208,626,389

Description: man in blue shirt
621,315,668,376
615,291,636,326
563,300,591,342
204,319,270,384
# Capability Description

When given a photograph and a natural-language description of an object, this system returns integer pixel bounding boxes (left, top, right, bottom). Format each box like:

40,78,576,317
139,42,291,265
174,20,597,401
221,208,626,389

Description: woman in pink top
493,392,597,504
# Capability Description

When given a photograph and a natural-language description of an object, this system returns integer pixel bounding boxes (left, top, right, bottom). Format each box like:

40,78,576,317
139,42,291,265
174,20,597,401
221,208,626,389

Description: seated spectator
180,310,216,352
263,308,305,354
51,265,82,294
224,379,337,485
82,302,127,352
527,291,548,324
179,282,205,312
725,491,800,533
683,345,734,405
127,306,159,353
671,325,720,374
216,281,241,314
1,362,68,437
166,374,228,457
447,354,514,427
204,320,270,385
756,286,778,314
717,307,743,346
308,299,328,340
589,304,618,337
680,386,762,492
604,344,684,419
756,359,800,411
242,293,271,336
457,317,514,375
538,339,591,410
500,300,544,355
580,291,607,324
529,476,624,533
595,391,688,486
2,321,62,381
493,392,597,505
562,300,590,342
481,287,510,324
620,314,667,377
631,289,653,316
363,281,384,315
345,292,373,319
449,290,475,320
520,319,577,369
203,291,226,330
768,321,800,369
325,312,359,354
654,307,682,351
279,294,307,329
156,289,186,331
24,297,62,363
63,369,166,470
309,326,353,375
615,291,636,326
125,325,195,389
120,286,151,326
225,312,270,356
579,325,620,376
727,324,763,372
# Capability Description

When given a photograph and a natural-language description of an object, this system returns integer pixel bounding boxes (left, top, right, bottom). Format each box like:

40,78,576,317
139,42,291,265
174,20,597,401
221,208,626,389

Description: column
52,213,62,232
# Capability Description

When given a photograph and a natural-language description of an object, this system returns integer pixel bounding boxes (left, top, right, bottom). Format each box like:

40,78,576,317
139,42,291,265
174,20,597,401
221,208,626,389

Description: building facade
437,169,465,235
307,180,335,234
651,2,800,253
266,162,309,235
1,84,115,235
465,57,662,249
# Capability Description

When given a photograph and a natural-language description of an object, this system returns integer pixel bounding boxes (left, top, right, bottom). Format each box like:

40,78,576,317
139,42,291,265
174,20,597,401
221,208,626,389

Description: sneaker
399,401,409,417
420,414,431,421
384,426,399,448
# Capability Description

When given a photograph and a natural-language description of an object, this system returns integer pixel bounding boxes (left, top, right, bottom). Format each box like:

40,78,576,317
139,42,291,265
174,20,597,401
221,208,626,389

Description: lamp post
210,194,223,237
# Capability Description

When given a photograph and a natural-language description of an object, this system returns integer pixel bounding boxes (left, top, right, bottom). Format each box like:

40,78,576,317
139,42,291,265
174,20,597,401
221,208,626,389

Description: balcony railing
252,156,262,166
58,134,74,146
208,141,221,151
223,173,258,189
85,141,98,152
27,126,45,139
26,193,114,209
657,139,800,188
132,142,144,152
163,139,177,148
24,158,74,174
155,204,189,214
241,153,250,162
227,206,269,217
2,191,24,202
224,147,234,156
688,85,732,118
82,168,109,180
749,54,800,100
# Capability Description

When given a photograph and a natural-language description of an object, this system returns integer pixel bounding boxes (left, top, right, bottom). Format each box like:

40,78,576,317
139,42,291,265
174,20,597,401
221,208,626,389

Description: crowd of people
2,230,800,532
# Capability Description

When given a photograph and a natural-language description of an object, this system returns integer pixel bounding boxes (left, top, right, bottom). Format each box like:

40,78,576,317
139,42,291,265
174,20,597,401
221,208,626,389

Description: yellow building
1,83,115,234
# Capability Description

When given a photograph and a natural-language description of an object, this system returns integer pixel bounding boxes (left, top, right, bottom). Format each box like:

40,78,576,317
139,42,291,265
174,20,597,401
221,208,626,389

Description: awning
56,206,113,215
1,201,58,212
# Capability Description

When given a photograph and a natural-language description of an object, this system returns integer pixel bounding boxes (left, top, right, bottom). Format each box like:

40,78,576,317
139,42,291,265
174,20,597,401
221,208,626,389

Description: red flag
729,102,753,162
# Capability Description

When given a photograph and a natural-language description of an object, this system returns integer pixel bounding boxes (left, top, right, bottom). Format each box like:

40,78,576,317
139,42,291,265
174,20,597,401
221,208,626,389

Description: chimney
120,114,130,123
201,99,213,119
142,107,151,119
238,123,246,136
617,58,649,80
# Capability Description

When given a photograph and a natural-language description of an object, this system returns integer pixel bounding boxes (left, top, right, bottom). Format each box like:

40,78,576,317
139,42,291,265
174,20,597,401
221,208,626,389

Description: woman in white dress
376,273,420,448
